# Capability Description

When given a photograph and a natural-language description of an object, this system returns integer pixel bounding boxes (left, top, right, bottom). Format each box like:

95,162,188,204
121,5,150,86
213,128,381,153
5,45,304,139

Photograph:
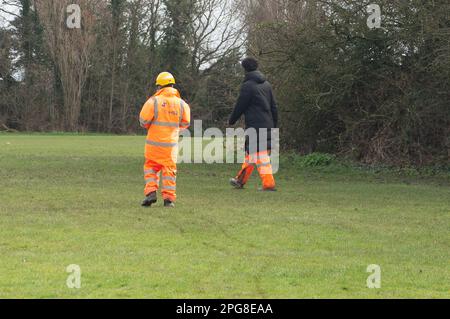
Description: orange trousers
236,151,276,189
144,159,177,202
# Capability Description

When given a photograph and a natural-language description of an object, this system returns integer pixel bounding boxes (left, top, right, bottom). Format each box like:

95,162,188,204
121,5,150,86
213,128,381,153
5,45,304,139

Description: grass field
0,134,449,299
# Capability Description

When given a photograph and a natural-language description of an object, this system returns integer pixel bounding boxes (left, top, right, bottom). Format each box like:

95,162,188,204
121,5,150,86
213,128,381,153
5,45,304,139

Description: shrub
297,153,336,167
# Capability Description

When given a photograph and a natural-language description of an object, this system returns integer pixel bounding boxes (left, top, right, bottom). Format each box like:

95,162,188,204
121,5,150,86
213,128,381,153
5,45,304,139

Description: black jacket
229,71,278,152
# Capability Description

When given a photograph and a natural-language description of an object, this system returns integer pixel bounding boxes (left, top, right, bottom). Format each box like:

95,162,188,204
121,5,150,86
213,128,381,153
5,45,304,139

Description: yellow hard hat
156,72,176,87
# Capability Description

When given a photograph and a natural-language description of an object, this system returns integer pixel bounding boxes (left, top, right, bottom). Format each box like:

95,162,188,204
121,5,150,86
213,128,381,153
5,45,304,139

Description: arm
139,98,155,129
180,101,191,130
270,89,279,128
229,83,252,125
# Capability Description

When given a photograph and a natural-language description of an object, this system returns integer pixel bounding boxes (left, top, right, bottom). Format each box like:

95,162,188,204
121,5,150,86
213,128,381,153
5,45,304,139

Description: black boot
164,200,175,208
142,192,157,207
229,178,244,189
258,187,277,192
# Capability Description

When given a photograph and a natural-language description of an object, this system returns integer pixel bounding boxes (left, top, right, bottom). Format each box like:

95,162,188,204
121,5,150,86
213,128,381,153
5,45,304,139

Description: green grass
0,134,449,299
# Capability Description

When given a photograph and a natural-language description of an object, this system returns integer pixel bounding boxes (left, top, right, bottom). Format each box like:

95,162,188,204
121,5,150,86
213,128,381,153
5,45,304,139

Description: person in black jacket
229,57,278,191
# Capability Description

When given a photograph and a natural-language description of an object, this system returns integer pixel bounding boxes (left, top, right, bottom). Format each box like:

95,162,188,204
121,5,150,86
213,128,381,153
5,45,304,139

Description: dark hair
241,57,258,72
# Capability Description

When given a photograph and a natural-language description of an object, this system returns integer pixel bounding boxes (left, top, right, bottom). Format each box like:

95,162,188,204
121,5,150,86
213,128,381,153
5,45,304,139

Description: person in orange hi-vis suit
140,72,191,208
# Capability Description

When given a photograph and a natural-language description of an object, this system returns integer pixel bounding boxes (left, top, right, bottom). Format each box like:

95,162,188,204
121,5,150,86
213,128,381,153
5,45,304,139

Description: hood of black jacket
244,70,266,84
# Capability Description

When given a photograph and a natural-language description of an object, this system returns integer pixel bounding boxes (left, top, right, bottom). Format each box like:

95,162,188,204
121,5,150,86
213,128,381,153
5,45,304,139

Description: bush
296,153,336,167
248,0,450,166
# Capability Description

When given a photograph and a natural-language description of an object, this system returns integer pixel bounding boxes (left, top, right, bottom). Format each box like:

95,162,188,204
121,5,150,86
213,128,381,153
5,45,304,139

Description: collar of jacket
244,70,266,84
154,87,181,98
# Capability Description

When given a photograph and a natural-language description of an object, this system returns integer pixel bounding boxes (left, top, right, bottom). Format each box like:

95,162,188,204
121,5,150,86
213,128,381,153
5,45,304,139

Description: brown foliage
35,0,105,131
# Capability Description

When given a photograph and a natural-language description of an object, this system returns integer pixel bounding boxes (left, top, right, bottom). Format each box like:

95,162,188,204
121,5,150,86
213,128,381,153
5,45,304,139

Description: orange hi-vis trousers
144,160,177,202
236,150,276,189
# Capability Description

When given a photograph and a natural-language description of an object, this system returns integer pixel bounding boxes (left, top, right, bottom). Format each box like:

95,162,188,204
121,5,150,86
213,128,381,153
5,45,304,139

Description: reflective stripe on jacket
139,87,191,165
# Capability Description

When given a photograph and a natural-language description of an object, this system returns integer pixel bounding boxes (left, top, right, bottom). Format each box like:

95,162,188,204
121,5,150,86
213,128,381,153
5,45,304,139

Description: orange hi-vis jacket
139,87,191,166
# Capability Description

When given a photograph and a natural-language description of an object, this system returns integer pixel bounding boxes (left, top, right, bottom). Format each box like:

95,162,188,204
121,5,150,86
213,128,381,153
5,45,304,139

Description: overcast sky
0,1,18,28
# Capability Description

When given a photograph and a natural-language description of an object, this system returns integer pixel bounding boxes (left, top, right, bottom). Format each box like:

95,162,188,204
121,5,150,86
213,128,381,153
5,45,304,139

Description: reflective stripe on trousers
146,140,178,148
236,151,275,189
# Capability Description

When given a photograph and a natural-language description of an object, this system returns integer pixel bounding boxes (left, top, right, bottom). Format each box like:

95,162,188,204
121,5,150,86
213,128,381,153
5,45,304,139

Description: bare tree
120,0,162,131
178,0,246,104
190,0,245,73
35,0,104,131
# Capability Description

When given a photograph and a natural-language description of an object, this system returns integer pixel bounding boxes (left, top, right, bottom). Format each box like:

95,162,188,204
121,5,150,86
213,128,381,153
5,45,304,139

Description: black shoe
230,178,244,189
142,192,157,207
258,187,277,192
164,200,175,208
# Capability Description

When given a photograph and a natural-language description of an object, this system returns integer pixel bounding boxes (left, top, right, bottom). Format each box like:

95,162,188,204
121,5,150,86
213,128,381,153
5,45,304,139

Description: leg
161,165,177,203
255,151,276,190
144,159,162,196
235,154,255,186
